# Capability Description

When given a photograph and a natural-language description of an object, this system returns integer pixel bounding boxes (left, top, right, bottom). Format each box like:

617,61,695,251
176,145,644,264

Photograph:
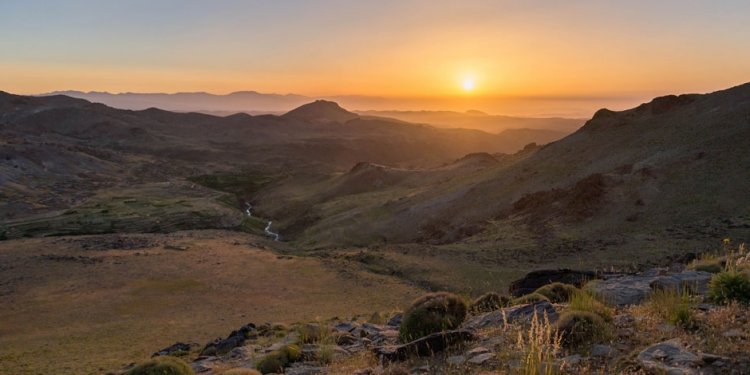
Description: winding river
245,202,280,241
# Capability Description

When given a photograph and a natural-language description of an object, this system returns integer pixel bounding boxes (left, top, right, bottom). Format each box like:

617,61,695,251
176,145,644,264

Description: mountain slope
257,83,750,255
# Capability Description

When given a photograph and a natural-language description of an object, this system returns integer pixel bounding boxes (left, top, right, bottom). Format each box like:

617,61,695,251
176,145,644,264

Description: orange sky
1,1,749,115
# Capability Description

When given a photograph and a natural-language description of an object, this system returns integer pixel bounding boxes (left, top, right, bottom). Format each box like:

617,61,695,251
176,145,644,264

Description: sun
462,78,475,92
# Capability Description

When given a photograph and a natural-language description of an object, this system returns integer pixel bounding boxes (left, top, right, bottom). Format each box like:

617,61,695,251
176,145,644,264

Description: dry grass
0,231,422,375
517,311,562,375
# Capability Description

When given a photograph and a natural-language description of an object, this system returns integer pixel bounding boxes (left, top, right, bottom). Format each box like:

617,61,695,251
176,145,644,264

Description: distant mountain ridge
38,90,584,134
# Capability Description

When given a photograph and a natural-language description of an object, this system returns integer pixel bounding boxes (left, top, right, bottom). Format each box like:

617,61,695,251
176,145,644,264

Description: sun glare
462,78,475,92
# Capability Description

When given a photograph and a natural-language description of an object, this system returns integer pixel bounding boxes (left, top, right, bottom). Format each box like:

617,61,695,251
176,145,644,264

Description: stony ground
148,263,750,375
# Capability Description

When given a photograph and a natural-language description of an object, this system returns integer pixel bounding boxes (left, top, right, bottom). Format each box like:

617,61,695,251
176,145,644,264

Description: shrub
223,369,262,375
510,292,550,306
534,283,579,303
471,292,508,313
125,356,195,375
708,271,750,305
568,289,613,322
255,351,287,374
553,311,610,348
399,292,468,342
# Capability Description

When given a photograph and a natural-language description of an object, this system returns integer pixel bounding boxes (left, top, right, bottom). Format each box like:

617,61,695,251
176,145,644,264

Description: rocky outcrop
587,269,712,306
637,339,730,375
462,301,557,330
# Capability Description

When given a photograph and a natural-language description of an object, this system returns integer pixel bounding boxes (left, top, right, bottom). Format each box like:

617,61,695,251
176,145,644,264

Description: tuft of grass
645,288,695,328
553,311,611,349
399,292,468,342
510,292,550,306
125,356,195,375
568,289,613,322
534,283,579,303
708,271,750,305
517,311,562,375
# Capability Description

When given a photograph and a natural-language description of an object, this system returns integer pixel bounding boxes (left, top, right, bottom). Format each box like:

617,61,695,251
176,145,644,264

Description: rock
373,329,475,361
509,269,596,297
560,354,582,366
467,352,494,365
722,328,745,338
334,332,359,346
462,301,557,330
201,323,257,356
387,313,402,327
152,342,196,357
589,270,713,306
333,321,358,333
649,271,712,294
466,347,490,356
586,274,655,306
285,362,327,375
637,339,712,375
446,355,467,365
590,344,616,357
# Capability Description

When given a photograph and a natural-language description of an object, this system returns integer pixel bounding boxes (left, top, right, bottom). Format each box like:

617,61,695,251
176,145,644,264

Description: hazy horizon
3,0,750,117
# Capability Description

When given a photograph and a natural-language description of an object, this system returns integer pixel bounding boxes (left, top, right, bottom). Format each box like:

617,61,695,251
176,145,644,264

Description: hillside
254,84,750,260
0,92,550,235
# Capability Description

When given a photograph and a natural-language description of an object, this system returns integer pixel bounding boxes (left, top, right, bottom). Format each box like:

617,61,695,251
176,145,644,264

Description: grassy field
0,231,422,374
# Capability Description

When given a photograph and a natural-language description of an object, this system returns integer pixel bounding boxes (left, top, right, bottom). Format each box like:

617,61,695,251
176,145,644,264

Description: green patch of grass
568,289,613,322
510,292,550,306
534,282,579,303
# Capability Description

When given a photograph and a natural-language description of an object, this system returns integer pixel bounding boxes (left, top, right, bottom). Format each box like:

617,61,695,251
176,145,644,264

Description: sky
1,1,749,116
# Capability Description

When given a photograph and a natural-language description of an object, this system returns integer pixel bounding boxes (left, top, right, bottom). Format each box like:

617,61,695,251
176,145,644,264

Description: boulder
509,269,596,297
152,342,196,357
587,270,713,306
462,301,557,331
374,329,475,361
649,271,712,294
637,339,728,375
200,323,257,356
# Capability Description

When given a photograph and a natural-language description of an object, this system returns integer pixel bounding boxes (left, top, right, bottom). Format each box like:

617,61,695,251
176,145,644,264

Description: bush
255,351,287,374
510,292,550,306
223,369,262,375
125,356,195,375
534,282,579,303
568,289,613,322
708,271,750,305
471,292,508,313
554,311,611,348
399,292,468,342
